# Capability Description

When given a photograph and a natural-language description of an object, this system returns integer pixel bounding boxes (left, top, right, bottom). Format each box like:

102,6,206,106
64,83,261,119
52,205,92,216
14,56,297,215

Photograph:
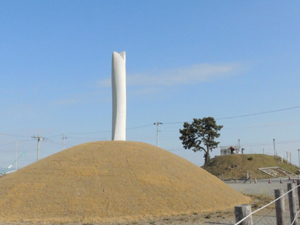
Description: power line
67,136,106,140
66,124,154,134
66,131,111,135
0,133,29,138
46,134,62,138
0,139,32,149
164,105,300,124
127,124,153,130
0,142,16,147
164,121,185,125
18,139,33,143
1,105,300,142
216,105,300,120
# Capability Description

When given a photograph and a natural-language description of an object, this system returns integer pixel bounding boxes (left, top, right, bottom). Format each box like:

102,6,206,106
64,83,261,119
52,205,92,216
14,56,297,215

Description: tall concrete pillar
111,51,126,141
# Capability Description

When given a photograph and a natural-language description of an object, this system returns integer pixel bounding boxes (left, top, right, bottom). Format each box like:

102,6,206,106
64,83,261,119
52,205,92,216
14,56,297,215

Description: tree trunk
204,150,210,164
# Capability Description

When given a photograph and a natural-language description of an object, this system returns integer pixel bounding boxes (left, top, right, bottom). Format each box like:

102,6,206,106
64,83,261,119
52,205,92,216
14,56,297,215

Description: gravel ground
225,176,299,197
221,176,299,225
132,176,299,225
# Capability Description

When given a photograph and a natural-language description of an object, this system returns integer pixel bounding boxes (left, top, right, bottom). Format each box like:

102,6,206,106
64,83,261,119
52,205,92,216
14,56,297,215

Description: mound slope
0,141,250,223
203,154,299,179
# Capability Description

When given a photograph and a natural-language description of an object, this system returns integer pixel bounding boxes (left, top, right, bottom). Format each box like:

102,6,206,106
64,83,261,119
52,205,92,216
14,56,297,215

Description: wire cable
234,183,300,225
164,105,300,124
0,133,29,138
217,105,300,120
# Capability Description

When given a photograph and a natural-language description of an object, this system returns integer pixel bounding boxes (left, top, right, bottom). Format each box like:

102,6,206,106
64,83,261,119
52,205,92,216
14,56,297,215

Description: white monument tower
111,51,126,141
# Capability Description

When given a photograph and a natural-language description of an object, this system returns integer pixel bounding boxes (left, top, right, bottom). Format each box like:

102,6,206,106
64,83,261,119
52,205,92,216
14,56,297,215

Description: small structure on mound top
220,146,244,155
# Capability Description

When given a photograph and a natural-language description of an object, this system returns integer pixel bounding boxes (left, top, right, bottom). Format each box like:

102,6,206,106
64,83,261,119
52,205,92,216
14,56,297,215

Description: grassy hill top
0,141,250,223
202,154,299,180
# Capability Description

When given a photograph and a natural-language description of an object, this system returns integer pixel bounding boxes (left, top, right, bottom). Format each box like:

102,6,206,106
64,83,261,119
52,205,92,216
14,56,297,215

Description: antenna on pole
154,122,163,147
32,134,43,161
62,133,67,150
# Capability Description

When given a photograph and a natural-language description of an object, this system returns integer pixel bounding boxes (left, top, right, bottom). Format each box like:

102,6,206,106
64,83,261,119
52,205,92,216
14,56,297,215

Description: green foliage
205,214,211,219
179,117,223,165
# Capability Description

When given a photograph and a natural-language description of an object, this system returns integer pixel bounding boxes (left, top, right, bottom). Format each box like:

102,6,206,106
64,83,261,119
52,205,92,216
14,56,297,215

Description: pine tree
179,117,223,165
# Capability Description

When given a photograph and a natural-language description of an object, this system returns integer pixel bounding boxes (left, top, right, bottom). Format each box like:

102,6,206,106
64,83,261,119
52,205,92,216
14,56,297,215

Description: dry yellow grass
203,154,299,179
0,141,250,223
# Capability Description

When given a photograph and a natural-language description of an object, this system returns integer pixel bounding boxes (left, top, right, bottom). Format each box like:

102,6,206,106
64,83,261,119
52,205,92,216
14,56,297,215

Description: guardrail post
288,183,299,225
274,189,286,225
235,204,253,225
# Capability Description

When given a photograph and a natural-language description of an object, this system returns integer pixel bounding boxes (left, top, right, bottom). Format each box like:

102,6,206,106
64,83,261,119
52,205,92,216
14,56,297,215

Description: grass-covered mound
0,141,250,223
203,154,299,180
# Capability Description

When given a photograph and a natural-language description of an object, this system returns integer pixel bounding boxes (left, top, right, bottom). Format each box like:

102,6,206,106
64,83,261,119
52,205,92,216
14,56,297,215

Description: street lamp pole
154,122,163,147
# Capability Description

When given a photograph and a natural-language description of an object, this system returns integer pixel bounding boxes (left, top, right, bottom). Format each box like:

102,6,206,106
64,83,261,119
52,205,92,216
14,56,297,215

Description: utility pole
238,139,240,153
15,141,18,171
298,149,300,168
62,133,67,150
32,134,43,161
260,139,262,153
154,122,163,147
273,139,276,156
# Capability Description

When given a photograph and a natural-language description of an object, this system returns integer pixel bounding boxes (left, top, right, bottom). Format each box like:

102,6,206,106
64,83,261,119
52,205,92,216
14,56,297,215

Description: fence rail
234,180,300,225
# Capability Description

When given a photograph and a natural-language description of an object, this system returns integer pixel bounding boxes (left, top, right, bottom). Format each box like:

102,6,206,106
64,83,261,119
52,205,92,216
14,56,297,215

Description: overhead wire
1,105,300,138
0,133,29,138
46,134,62,138
126,124,154,130
216,105,300,120
0,104,300,166
0,142,16,147
163,105,300,124
65,130,111,135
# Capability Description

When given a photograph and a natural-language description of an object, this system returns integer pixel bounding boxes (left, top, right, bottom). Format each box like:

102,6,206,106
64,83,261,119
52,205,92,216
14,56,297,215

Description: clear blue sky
1,0,300,170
